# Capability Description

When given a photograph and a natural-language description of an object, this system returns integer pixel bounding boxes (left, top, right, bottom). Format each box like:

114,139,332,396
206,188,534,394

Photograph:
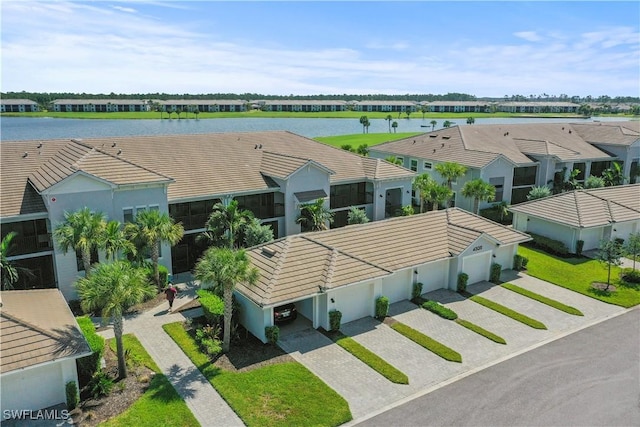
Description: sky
1,1,639,98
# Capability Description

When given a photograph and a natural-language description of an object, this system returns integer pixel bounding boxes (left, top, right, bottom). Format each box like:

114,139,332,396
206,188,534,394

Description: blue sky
2,1,639,97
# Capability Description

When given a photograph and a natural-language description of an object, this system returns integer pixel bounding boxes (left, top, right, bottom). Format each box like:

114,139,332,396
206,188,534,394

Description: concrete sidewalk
95,275,244,427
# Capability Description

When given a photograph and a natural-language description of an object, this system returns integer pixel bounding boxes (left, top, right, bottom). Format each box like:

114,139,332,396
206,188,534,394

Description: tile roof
240,208,531,306
260,151,334,180
294,190,328,203
373,123,615,168
509,184,640,228
570,121,640,146
0,289,92,373
1,99,38,105
1,132,414,218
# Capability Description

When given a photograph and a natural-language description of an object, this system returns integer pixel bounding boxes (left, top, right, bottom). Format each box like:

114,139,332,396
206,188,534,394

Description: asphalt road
357,308,640,427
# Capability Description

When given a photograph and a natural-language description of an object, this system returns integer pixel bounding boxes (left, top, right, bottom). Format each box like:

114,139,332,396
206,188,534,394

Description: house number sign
472,245,483,251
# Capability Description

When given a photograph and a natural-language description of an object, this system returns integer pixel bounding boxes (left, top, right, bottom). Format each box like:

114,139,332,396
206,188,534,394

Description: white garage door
381,270,411,303
1,363,63,413
462,251,491,285
331,282,372,324
418,261,448,293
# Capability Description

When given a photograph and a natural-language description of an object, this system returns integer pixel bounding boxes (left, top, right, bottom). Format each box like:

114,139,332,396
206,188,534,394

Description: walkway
95,274,244,427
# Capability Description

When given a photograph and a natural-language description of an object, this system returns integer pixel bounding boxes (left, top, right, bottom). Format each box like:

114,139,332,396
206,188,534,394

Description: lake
0,116,630,141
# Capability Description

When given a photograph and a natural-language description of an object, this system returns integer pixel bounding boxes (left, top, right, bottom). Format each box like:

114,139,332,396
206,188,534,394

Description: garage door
331,282,372,324
381,270,411,303
1,363,63,412
462,251,491,285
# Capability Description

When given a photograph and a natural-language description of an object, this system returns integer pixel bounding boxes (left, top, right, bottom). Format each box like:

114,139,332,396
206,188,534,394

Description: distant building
52,99,150,112
1,99,39,113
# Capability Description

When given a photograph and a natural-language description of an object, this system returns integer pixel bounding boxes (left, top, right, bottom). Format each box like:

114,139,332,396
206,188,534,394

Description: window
489,177,504,202
330,182,373,209
513,166,537,187
590,161,609,177
410,159,418,172
573,163,586,181
123,208,134,223
423,161,432,170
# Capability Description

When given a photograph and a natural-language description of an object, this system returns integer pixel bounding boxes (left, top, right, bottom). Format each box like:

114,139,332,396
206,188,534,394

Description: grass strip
502,283,584,316
421,300,458,320
102,334,199,427
389,322,462,363
454,319,507,344
332,333,408,384
470,296,547,329
163,322,352,427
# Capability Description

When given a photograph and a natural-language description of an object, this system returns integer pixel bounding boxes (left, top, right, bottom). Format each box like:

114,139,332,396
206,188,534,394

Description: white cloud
112,6,137,14
514,31,543,42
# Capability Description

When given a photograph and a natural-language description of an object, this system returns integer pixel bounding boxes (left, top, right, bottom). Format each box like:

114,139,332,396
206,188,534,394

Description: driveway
279,271,628,424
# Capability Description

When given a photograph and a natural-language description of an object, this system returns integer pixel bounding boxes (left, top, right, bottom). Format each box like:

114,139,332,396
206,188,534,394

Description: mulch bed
590,282,617,292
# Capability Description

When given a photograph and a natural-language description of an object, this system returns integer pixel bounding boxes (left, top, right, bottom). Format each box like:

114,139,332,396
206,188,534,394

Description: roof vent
254,144,258,149
259,144,262,149
112,142,117,147
441,143,445,147
37,142,43,148
442,135,450,140
22,152,28,158
117,149,122,155
262,247,276,257
433,149,436,153
429,134,437,138
568,130,572,134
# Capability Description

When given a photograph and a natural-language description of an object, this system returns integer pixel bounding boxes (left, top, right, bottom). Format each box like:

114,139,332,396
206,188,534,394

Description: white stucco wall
234,290,269,343
380,269,412,303
578,227,604,252
526,217,575,252
328,281,373,324
417,259,449,293
494,244,518,270
481,157,515,207
280,164,331,236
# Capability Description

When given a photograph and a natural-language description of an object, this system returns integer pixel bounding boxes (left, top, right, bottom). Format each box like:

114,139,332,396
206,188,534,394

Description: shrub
158,264,169,287
412,282,423,300
67,299,84,316
66,381,79,410
422,300,458,320
457,272,468,293
76,316,105,388
513,254,525,270
521,256,529,269
375,296,389,319
329,310,342,332
576,240,585,256
88,370,113,398
196,289,224,326
528,233,569,256
621,268,640,284
614,237,625,246
265,326,280,344
490,263,502,284
195,324,223,357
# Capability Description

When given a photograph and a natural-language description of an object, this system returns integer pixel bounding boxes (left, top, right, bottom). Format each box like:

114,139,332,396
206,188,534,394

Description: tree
347,207,369,225
356,144,369,156
391,121,398,133
194,108,200,120
602,161,625,186
421,105,428,119
413,173,451,213
385,156,403,166
435,162,467,208
400,205,414,216
385,115,393,133
597,239,623,290
125,210,184,288
363,118,370,133
359,115,369,134
297,198,334,231
430,120,437,131
194,248,259,353
341,144,354,152
584,175,605,189
54,207,106,277
200,200,254,249
466,117,475,124
625,233,640,270
243,218,274,247
103,220,135,262
405,110,411,119
527,186,552,200
443,120,452,128
1,232,19,289
461,179,496,214
77,261,155,379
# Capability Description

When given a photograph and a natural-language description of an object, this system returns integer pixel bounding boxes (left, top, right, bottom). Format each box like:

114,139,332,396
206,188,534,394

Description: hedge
196,289,224,325
422,300,458,320
528,232,569,256
76,316,105,387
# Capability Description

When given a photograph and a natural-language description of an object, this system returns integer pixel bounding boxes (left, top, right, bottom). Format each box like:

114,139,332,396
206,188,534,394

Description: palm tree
430,120,437,131
413,173,436,213
297,198,334,231
356,144,369,156
54,208,106,277
125,210,184,289
466,117,475,124
421,105,428,119
77,261,155,379
1,232,19,289
200,200,254,249
103,220,135,262
391,121,398,133
385,114,393,133
602,161,624,186
443,120,452,128
359,116,369,134
527,186,552,200
414,174,453,212
194,248,259,353
384,156,403,166
461,179,496,214
435,162,467,206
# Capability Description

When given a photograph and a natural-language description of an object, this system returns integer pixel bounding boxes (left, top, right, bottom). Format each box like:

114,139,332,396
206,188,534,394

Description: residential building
159,99,246,113
370,123,632,212
509,184,640,253
0,289,91,414
261,100,347,112
423,101,492,113
496,102,580,114
353,100,418,113
1,131,414,300
236,208,531,343
51,99,150,112
1,99,39,113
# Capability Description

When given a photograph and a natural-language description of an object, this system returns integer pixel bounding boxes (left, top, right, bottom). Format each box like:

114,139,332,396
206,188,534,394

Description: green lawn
518,245,640,308
389,321,462,363
314,132,421,149
501,283,584,316
162,322,352,427
102,334,199,427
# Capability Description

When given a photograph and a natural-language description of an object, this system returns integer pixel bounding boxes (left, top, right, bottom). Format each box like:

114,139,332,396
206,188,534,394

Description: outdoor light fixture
330,298,335,303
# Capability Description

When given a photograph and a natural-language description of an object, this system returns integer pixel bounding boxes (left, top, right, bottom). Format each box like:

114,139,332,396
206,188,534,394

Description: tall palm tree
125,210,184,288
103,220,135,262
461,179,496,214
430,120,437,131
296,198,334,231
77,261,155,379
435,162,467,207
54,208,106,277
413,173,435,213
443,120,452,128
200,200,254,249
385,114,393,133
194,248,259,353
392,121,398,133
359,116,369,134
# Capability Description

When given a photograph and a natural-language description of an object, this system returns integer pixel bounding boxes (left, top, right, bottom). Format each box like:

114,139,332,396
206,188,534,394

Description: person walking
165,282,178,312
